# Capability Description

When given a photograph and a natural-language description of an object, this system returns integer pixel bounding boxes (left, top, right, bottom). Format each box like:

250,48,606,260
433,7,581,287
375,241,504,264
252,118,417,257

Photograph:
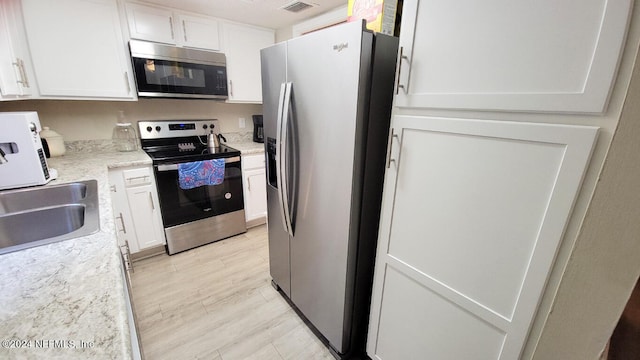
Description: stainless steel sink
0,182,87,214
0,180,100,255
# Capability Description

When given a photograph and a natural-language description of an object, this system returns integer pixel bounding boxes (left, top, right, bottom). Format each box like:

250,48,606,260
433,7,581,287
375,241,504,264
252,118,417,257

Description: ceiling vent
281,1,314,13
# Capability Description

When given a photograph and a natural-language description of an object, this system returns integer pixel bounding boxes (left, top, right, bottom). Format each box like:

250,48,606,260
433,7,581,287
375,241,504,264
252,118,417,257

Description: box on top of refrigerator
347,0,400,36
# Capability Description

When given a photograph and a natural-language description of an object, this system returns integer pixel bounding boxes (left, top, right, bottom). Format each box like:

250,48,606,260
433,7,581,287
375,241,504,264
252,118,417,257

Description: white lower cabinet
367,116,599,360
241,153,267,226
109,165,165,257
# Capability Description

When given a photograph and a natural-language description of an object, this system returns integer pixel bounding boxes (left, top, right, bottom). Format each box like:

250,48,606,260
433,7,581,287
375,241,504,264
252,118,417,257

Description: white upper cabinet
178,14,221,51
125,3,221,51
125,3,175,44
221,22,274,103
395,0,632,113
0,0,36,99
21,0,135,99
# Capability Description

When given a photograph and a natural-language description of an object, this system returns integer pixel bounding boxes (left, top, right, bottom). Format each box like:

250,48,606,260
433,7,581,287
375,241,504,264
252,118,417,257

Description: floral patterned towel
178,159,225,190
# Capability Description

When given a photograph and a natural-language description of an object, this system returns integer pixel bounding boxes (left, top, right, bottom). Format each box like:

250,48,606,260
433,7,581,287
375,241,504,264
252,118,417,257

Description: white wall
0,99,262,141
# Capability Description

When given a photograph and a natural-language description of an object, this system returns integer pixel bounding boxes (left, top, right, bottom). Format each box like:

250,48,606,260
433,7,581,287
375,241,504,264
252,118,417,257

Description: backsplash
62,132,255,154
0,99,262,141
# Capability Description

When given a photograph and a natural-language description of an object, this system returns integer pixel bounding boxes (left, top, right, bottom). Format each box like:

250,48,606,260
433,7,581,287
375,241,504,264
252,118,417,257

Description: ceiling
137,0,348,29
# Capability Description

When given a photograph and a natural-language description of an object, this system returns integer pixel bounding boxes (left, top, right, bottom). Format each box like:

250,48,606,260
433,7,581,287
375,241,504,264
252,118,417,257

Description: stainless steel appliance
139,120,246,255
129,40,228,100
260,21,398,358
0,112,57,190
252,115,264,143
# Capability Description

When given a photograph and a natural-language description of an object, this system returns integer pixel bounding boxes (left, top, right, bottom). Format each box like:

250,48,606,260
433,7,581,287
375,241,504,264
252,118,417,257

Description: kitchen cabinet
109,165,166,257
241,153,267,227
125,2,221,51
20,0,135,100
394,0,632,113
366,116,598,359
221,22,274,103
0,0,36,99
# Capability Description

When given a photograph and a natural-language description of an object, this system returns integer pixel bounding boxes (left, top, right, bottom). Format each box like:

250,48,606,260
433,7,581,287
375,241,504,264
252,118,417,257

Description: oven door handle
156,156,241,172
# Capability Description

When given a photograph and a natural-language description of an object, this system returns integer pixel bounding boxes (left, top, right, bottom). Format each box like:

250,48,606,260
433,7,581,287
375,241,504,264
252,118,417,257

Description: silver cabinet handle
124,72,131,94
149,192,155,210
19,59,29,88
229,80,233,97
182,20,187,42
116,212,127,234
396,47,409,95
386,128,399,169
169,17,175,40
110,185,117,193
247,177,251,191
121,241,133,272
12,58,29,88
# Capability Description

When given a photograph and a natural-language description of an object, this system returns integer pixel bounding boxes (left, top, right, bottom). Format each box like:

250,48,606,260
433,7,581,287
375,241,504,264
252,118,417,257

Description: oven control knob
155,126,161,132
210,124,215,129
146,126,152,132
203,124,208,129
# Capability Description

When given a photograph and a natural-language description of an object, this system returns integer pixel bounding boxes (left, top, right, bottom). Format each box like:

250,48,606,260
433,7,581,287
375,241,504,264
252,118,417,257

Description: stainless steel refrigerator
260,21,398,357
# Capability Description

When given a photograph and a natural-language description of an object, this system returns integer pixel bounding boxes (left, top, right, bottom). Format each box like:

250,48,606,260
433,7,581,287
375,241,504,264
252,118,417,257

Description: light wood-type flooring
129,224,335,360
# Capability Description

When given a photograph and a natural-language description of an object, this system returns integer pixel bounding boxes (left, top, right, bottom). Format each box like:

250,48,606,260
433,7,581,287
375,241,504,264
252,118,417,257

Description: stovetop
137,120,240,164
143,142,240,164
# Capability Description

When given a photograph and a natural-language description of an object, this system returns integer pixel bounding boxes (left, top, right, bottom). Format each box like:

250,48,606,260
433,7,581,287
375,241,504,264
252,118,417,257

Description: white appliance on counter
0,112,57,190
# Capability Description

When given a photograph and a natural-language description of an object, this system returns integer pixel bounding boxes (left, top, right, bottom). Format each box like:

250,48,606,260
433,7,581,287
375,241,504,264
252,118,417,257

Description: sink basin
0,182,87,214
0,180,100,255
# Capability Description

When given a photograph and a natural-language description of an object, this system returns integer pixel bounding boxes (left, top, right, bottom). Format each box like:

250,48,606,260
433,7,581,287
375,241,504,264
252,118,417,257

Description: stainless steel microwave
129,40,228,100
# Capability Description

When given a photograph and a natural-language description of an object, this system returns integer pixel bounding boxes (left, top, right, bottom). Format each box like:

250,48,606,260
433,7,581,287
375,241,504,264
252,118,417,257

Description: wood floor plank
130,225,335,360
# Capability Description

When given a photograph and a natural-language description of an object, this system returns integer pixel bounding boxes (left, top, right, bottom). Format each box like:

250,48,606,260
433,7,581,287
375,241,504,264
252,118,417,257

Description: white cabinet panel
126,3,175,44
109,165,165,254
222,23,274,103
0,0,35,98
375,266,506,360
126,185,164,251
368,116,598,359
395,0,632,112
242,153,267,225
126,3,221,51
21,0,134,99
178,14,220,51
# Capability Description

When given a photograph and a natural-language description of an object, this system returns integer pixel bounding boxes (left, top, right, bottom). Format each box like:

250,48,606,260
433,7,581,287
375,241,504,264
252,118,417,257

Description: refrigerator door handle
275,82,293,236
280,82,294,236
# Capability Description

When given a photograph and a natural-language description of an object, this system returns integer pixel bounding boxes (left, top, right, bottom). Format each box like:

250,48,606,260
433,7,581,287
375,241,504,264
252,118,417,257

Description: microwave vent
281,1,314,13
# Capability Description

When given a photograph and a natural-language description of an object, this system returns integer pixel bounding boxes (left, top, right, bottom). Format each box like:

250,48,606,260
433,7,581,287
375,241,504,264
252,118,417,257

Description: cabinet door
125,3,175,44
0,0,33,98
395,0,632,113
367,116,598,359
126,185,165,251
21,0,134,99
243,167,267,222
108,169,134,249
222,22,274,103
178,14,220,51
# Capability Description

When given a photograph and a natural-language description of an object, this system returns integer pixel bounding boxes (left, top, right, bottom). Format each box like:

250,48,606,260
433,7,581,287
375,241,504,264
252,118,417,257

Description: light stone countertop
228,140,265,155
0,148,150,360
0,141,261,359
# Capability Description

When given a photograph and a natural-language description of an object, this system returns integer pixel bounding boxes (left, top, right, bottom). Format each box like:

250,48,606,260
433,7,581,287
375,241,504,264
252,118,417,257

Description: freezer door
286,21,373,353
260,42,291,297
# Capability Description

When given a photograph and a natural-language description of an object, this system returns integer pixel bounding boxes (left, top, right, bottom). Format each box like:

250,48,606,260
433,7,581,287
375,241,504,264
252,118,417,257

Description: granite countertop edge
0,140,262,359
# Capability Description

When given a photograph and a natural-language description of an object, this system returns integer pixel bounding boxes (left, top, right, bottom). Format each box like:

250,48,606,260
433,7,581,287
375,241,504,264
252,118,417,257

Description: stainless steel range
139,120,246,255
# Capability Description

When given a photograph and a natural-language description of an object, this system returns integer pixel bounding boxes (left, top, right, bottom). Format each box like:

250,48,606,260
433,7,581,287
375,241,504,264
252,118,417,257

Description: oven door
154,156,244,228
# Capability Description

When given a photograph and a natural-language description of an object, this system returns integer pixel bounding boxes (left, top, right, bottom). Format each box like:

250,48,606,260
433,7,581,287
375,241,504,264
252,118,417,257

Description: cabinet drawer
122,167,152,187
242,154,265,170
